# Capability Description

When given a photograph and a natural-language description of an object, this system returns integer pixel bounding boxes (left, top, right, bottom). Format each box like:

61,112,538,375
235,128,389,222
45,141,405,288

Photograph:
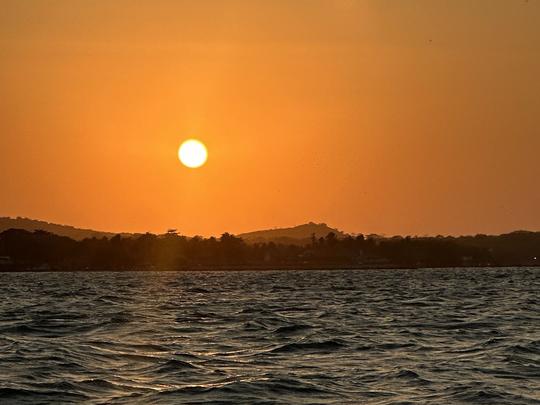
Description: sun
178,139,208,168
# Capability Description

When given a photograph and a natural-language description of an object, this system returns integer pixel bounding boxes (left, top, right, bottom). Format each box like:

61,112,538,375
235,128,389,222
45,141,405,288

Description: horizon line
1,215,538,240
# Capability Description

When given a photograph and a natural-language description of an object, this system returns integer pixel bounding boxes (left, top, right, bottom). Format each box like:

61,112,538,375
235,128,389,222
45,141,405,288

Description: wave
158,377,336,398
0,387,89,401
273,324,313,334
155,359,199,372
0,267,537,404
271,340,346,353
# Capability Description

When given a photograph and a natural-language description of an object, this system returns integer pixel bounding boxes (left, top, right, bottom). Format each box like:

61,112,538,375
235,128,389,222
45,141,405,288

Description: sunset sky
1,0,539,236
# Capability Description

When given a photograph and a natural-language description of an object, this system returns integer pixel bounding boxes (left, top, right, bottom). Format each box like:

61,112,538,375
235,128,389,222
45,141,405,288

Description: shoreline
1,264,538,273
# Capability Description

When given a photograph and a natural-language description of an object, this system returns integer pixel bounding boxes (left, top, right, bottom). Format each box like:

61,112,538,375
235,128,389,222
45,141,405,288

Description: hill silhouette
0,217,539,271
238,222,346,245
0,217,345,244
0,226,538,271
0,217,133,241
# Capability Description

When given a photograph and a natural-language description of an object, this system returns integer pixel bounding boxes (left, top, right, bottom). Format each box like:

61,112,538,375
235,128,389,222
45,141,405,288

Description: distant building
520,256,539,266
0,256,12,266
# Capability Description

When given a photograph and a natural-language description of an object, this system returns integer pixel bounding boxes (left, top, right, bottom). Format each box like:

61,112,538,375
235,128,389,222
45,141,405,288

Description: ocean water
0,268,538,404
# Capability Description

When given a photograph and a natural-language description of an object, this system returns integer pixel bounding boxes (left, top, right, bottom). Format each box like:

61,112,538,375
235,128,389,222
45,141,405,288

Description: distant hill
0,217,346,244
238,222,347,245
0,217,122,240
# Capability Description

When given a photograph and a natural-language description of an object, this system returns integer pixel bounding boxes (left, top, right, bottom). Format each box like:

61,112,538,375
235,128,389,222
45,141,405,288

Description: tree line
0,228,538,270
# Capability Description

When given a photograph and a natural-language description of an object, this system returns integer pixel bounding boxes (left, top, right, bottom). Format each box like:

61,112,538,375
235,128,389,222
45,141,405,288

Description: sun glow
178,139,208,168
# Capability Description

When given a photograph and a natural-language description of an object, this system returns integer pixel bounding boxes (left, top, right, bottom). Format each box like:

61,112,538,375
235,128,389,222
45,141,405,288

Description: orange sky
1,0,539,236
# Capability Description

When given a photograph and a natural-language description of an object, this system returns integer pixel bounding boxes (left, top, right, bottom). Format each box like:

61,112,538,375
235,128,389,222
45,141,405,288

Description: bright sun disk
178,139,208,168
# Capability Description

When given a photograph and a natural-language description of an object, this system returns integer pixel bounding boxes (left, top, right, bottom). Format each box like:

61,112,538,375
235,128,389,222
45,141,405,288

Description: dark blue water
0,268,538,404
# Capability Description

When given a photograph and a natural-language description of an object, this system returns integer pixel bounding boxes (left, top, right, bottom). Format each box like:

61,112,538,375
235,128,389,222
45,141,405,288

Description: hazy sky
1,0,539,236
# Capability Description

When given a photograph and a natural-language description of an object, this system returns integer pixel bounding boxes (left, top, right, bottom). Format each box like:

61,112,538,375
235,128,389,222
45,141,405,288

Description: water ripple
0,267,538,403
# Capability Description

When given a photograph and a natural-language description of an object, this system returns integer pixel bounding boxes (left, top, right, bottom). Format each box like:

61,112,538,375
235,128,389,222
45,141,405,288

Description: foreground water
0,268,538,404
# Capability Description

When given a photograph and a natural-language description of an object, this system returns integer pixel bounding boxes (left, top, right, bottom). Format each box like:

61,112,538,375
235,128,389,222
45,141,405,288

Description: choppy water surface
0,268,539,404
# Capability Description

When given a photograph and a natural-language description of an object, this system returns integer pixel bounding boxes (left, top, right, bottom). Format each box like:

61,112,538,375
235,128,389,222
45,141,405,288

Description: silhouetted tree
1,227,537,271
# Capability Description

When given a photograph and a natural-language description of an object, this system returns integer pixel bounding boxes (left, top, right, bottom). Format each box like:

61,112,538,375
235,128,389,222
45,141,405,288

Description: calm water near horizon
0,267,538,404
